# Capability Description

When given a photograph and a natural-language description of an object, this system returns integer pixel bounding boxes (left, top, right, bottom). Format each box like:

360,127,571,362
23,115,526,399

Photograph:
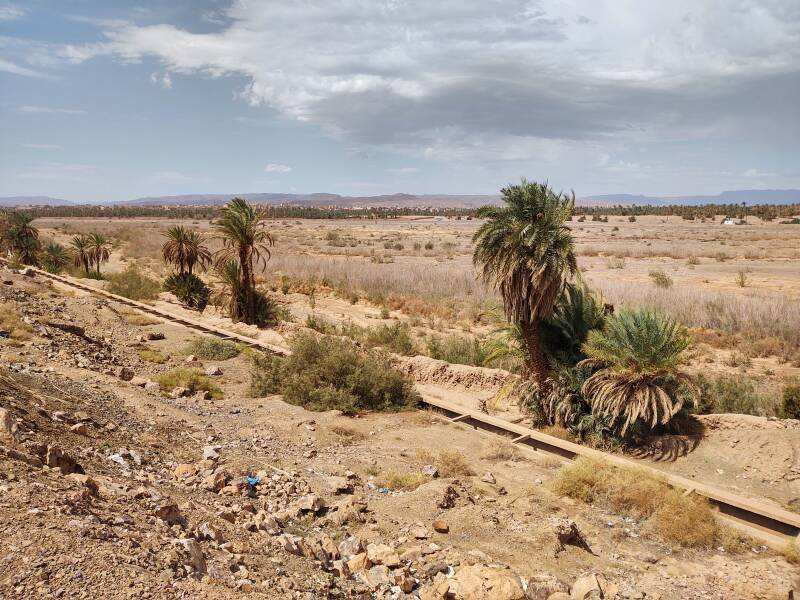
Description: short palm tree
70,235,92,274
2,212,40,265
473,180,577,387
580,309,697,435
87,233,111,274
212,197,273,324
162,226,211,275
40,242,70,274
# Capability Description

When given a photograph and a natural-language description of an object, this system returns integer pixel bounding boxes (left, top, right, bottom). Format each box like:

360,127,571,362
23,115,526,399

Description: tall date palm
161,226,211,275
70,235,92,274
87,233,111,275
473,180,577,387
212,197,273,324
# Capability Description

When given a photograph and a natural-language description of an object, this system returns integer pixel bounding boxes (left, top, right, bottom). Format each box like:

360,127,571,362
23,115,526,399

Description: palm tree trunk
239,248,254,323
520,321,549,389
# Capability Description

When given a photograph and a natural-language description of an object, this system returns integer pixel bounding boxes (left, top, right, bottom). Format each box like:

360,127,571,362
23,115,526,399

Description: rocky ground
0,268,798,599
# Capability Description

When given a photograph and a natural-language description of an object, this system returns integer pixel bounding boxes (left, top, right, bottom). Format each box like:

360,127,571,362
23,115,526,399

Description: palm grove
2,187,699,443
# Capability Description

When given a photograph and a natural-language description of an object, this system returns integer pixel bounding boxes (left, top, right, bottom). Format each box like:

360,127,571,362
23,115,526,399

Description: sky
0,0,799,203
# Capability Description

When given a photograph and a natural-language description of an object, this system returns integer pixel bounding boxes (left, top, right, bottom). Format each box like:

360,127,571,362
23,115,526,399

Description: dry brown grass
0,303,34,340
480,439,522,462
328,421,366,445
375,470,430,491
122,310,161,326
416,448,474,477
552,458,725,548
138,349,168,364
783,539,800,564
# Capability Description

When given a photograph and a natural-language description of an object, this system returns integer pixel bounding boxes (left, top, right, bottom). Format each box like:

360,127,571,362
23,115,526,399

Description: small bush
426,334,487,367
123,311,161,326
424,241,434,250
185,336,241,360
155,368,222,398
416,448,474,477
686,256,700,266
648,269,673,288
480,439,521,462
375,470,429,491
782,385,800,419
138,349,168,364
552,458,719,547
784,539,800,564
164,272,210,310
363,322,415,355
735,270,748,288
694,374,778,416
0,302,34,340
249,333,418,414
107,265,161,301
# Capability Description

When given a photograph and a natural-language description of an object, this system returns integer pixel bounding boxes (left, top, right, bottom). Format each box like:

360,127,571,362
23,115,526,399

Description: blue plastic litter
246,475,261,486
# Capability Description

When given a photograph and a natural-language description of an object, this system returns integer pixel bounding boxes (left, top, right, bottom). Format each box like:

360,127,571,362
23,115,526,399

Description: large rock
448,565,526,600
0,407,20,444
115,366,135,381
296,493,325,513
45,445,81,474
366,543,400,567
338,535,365,559
173,538,206,577
173,463,198,479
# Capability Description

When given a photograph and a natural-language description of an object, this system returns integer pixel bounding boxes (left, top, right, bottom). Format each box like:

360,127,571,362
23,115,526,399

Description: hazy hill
0,196,74,207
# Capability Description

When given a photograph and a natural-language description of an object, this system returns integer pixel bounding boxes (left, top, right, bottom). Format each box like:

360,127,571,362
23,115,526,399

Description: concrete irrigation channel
4,258,799,551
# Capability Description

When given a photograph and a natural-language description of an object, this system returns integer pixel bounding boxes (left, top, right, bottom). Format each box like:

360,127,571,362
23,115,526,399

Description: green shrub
782,385,800,419
155,368,222,398
648,269,673,288
164,272,209,310
249,332,418,414
426,334,487,367
138,349,168,364
107,265,161,301
694,374,778,416
362,322,415,355
185,336,241,360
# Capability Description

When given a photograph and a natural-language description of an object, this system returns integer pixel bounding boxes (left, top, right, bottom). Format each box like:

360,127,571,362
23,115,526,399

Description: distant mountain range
1,189,799,208
0,196,75,207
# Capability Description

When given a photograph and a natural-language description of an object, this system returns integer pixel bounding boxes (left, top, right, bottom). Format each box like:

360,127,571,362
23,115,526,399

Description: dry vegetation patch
552,457,745,549
0,302,34,340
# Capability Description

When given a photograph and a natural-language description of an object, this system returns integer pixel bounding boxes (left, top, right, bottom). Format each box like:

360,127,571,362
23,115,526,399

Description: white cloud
264,163,292,173
0,5,24,21
743,168,776,177
23,143,61,150
387,167,420,174
149,71,172,89
19,105,86,115
0,58,51,79
49,1,800,189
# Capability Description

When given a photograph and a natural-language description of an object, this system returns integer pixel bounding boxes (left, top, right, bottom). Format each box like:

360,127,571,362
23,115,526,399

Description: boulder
277,533,303,556
338,535,365,559
45,445,81,474
69,422,88,436
449,565,526,599
346,552,370,573
296,493,325,513
205,365,223,376
432,520,449,533
202,445,222,461
173,463,198,479
0,407,20,444
480,472,496,484
421,464,439,478
366,543,400,567
170,386,190,399
173,538,206,577
115,366,135,381
154,503,184,526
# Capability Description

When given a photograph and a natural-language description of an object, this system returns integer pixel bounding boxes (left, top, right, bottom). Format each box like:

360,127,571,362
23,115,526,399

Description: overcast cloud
2,1,799,199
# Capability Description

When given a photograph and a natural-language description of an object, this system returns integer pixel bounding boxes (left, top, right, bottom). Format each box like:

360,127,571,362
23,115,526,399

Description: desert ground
1,213,799,598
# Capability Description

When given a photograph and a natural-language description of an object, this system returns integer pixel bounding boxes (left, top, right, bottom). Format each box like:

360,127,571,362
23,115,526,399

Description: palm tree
161,226,211,275
70,235,92,274
87,233,111,274
212,197,273,324
473,180,577,387
40,242,70,273
2,212,40,265
579,309,697,435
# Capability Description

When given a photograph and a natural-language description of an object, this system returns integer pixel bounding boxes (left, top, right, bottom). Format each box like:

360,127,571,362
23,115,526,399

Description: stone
173,463,198,479
154,503,184,526
420,580,450,600
366,543,400,567
449,565,525,600
481,471,496,484
400,546,423,562
202,471,228,492
145,332,165,341
45,445,80,475
296,493,325,513
115,366,134,381
170,386,190,399
421,464,439,477
331,559,350,578
363,565,393,589
424,561,449,578
277,533,303,556
253,511,282,535
326,475,352,494
338,535,364,559
346,552,370,573
432,520,449,533
173,538,206,576
393,567,416,593
409,524,429,539
525,575,570,599
205,365,222,376
185,355,197,363
68,473,99,497
547,594,571,600
0,407,20,443
202,445,222,461
570,574,600,600
69,423,88,436
196,522,224,543
327,495,367,526
144,381,160,392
